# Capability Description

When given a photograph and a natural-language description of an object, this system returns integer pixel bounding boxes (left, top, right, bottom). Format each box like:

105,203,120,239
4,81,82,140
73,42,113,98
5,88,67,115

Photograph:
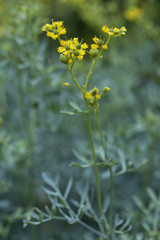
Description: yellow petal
58,46,65,53
79,49,85,55
81,43,88,49
95,94,101,100
77,55,83,61
85,92,92,99
59,28,66,35
91,44,98,50
102,44,108,50
62,82,70,86
93,37,99,43
102,26,110,33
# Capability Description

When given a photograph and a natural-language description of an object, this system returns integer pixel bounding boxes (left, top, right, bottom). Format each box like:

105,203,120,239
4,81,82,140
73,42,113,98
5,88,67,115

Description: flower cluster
58,38,88,63
85,86,110,105
102,26,127,37
91,37,108,50
42,20,127,65
42,20,66,40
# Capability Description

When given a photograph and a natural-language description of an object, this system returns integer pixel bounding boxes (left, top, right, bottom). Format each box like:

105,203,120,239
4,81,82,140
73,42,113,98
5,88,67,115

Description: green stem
85,36,111,90
94,104,108,157
84,97,103,216
109,166,113,227
85,48,103,90
67,66,84,93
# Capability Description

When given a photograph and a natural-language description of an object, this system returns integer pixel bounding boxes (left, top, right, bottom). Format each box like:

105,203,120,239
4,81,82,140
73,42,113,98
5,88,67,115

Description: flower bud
113,28,120,34
120,32,126,37
89,49,99,58
103,87,110,93
74,50,79,56
120,26,127,33
60,54,70,64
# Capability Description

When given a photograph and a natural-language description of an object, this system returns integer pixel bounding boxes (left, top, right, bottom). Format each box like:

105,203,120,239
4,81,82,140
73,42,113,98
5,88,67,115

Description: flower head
58,38,88,63
85,92,92,99
42,20,66,40
85,87,101,102
91,37,108,50
102,25,127,37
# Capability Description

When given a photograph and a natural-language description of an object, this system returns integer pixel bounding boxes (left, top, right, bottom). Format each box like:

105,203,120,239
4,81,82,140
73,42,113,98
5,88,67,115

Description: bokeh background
0,0,160,239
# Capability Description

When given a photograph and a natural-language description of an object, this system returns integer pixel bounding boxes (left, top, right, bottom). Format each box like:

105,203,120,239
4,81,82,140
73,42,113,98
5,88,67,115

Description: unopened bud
60,54,69,64
89,49,99,58
103,87,110,93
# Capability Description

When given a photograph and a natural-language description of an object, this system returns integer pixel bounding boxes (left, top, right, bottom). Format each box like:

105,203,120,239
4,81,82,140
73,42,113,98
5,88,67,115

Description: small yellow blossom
62,82,70,86
102,25,127,37
91,37,108,50
58,38,88,62
93,87,99,93
42,20,66,40
124,7,143,21
85,92,92,99
102,26,114,37
85,88,101,101
95,94,101,100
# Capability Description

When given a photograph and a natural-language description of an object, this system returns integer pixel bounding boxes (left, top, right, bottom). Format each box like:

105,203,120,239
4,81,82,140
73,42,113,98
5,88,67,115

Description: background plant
0,0,160,239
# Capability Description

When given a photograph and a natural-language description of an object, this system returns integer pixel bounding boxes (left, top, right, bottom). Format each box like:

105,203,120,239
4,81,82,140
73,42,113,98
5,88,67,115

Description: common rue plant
24,20,131,240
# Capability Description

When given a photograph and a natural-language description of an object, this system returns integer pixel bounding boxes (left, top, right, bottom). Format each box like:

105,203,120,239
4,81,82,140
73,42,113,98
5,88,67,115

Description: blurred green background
0,0,160,239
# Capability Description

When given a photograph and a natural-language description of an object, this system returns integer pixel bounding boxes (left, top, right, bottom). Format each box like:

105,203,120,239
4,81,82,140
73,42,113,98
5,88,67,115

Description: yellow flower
62,82,70,86
91,37,108,50
85,88,101,101
95,94,101,100
92,87,99,94
58,38,88,62
124,7,143,21
102,26,114,37
42,20,66,40
47,31,58,40
85,92,92,99
102,25,127,37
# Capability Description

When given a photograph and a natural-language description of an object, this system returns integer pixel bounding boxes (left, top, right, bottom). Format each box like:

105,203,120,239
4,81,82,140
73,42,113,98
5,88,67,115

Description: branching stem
84,97,103,216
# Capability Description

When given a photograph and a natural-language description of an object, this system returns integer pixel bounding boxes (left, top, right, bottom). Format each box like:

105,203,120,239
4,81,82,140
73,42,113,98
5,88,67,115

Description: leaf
127,159,148,172
114,215,132,234
58,208,76,224
73,149,89,163
97,146,106,161
69,161,93,168
42,186,59,197
64,179,73,200
102,196,110,214
68,99,82,112
60,110,75,115
142,222,151,232
115,149,126,175
146,187,157,202
45,205,51,215
42,172,59,189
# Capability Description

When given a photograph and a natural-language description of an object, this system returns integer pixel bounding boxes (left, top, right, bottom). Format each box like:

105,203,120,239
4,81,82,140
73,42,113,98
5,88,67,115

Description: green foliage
0,0,160,239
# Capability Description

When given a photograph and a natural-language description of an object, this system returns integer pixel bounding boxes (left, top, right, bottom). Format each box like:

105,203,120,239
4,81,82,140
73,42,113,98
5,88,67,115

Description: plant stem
94,104,114,239
85,48,103,90
85,36,111,90
94,105,108,158
67,66,84,93
84,97,103,216
109,166,113,227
